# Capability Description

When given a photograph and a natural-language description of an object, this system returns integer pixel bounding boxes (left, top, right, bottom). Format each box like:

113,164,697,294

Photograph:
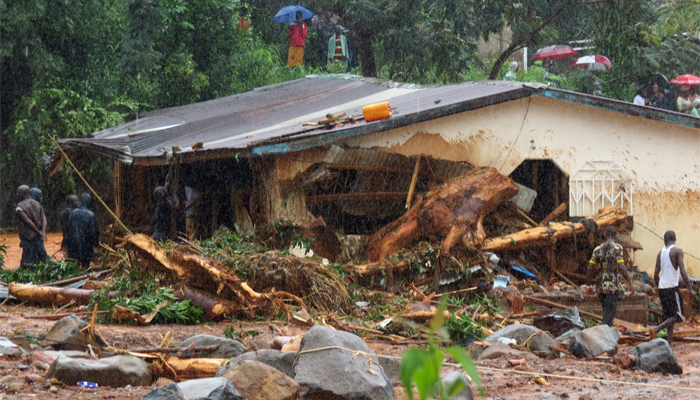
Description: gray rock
441,371,474,400
376,357,401,382
0,337,25,357
178,335,248,359
294,325,394,400
140,383,185,400
473,324,557,359
216,349,297,378
221,360,299,400
43,315,106,351
477,343,540,361
568,325,620,359
178,378,242,400
628,339,683,375
46,355,152,387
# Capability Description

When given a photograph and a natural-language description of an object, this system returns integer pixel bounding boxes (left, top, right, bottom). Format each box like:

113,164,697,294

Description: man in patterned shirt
586,226,635,326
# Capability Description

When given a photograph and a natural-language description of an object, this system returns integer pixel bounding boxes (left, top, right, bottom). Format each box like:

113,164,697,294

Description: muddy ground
1,305,700,400
2,234,700,399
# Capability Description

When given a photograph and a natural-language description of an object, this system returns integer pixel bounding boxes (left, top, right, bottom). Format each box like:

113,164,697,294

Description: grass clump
0,259,84,284
89,272,203,325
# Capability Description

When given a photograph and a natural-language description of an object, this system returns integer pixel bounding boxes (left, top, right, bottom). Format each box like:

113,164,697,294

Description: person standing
287,11,307,67
184,186,202,240
691,98,700,118
15,185,48,269
633,87,650,106
152,186,172,241
60,194,79,250
587,226,635,326
65,193,100,268
677,85,693,113
327,26,348,69
649,231,696,345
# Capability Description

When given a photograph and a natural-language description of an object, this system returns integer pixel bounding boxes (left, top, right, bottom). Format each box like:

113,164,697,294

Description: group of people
16,185,99,270
633,83,700,117
286,11,350,69
587,226,695,345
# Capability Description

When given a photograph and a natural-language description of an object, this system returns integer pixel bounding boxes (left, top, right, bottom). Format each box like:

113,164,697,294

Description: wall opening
508,159,569,222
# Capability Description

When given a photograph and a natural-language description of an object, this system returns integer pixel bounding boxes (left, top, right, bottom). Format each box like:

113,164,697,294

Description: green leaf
446,346,485,397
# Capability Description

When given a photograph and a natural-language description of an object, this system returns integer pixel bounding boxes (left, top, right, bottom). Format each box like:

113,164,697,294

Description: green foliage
444,312,485,343
273,220,315,256
400,299,483,400
198,227,265,259
89,274,203,325
223,325,262,340
0,259,84,284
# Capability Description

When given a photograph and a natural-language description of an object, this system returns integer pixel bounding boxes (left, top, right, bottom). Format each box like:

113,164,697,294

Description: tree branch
488,2,573,80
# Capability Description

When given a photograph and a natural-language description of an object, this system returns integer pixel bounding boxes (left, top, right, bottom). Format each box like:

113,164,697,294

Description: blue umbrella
273,5,314,24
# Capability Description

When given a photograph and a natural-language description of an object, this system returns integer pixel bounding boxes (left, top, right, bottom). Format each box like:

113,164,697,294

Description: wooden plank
170,147,181,240
405,156,421,209
553,269,579,288
325,163,447,181
513,205,539,227
540,202,567,225
306,192,408,202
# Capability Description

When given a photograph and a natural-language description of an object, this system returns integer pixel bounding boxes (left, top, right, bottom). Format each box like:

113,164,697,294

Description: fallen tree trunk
158,358,229,381
483,207,628,252
367,167,519,261
8,283,99,306
173,287,238,320
124,234,320,318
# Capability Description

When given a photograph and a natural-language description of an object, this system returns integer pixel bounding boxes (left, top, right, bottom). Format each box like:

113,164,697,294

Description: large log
8,283,97,306
483,206,628,252
123,234,311,318
367,167,519,261
159,358,229,381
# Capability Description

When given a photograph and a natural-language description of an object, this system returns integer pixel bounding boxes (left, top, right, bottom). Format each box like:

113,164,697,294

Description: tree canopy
1,0,699,227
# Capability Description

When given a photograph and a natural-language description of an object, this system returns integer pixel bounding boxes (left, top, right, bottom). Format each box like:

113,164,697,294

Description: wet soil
1,304,700,399
1,233,65,270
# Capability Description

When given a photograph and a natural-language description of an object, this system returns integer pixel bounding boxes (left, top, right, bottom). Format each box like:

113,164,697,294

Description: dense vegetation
1,0,698,228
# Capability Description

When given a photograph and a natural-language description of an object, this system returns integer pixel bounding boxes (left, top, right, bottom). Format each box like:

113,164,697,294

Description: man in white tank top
649,230,696,345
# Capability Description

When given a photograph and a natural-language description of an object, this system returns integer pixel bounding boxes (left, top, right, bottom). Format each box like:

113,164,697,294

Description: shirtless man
649,231,696,345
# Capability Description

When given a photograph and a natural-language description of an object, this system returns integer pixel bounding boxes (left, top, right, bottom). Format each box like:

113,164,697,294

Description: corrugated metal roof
59,76,527,165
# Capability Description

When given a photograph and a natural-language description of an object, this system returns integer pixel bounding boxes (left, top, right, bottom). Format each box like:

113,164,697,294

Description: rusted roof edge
532,88,700,131
250,87,533,157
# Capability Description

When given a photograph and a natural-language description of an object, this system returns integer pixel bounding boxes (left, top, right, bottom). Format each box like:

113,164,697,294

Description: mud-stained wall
251,149,327,226
345,96,700,276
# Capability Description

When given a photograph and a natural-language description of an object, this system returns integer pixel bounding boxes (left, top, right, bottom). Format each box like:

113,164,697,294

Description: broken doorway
508,159,569,222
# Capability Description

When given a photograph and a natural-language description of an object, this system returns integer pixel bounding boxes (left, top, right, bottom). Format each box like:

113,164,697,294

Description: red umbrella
531,45,578,61
570,55,612,71
669,74,700,85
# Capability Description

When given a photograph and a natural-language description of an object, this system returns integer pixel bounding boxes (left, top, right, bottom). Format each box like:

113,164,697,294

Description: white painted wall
345,96,700,276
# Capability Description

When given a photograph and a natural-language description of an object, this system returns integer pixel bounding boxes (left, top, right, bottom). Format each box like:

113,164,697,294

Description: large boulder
568,325,620,359
46,355,151,387
440,371,474,400
294,326,394,400
221,360,299,400
628,339,683,375
472,324,557,359
141,379,242,400
178,335,248,359
43,315,106,351
216,349,297,378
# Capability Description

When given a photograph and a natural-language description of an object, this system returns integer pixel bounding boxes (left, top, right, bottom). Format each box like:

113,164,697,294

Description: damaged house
58,76,700,284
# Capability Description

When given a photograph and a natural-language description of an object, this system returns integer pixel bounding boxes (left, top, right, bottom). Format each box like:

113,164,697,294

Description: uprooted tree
367,167,520,261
